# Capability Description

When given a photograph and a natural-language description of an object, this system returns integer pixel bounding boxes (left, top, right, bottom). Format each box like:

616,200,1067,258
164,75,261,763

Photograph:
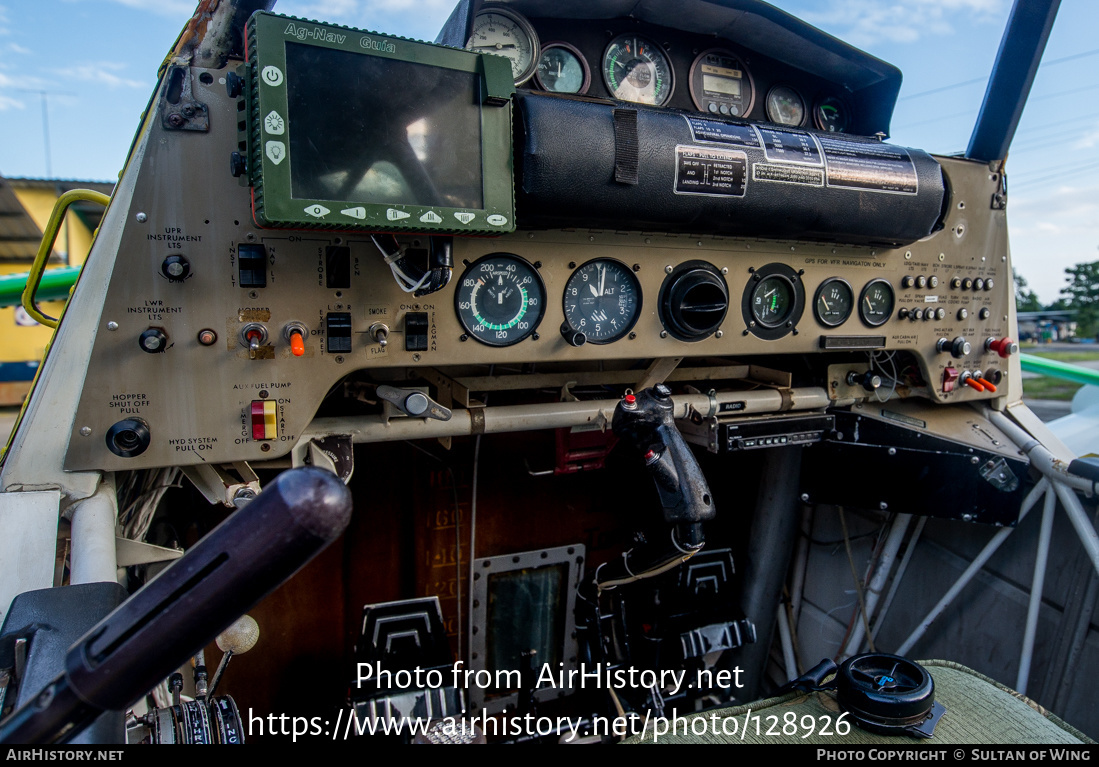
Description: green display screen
246,12,515,235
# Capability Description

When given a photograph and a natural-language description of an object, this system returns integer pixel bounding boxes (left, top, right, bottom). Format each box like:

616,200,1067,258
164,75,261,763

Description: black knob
230,151,247,178
660,262,728,341
161,255,190,281
936,336,971,358
846,370,882,392
139,327,169,354
225,71,244,98
106,418,151,458
560,323,587,347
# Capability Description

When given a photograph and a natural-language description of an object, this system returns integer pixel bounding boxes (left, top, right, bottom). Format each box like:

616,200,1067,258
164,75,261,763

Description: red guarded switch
942,367,960,393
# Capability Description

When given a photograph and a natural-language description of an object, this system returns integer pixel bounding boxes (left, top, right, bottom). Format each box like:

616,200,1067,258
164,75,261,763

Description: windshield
0,0,1092,304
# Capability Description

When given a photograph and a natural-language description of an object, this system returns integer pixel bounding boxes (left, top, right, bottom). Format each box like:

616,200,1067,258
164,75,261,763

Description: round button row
950,277,994,291
901,275,938,289
900,306,992,321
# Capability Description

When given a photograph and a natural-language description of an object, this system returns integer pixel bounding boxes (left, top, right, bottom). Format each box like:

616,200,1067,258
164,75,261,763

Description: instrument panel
467,4,865,133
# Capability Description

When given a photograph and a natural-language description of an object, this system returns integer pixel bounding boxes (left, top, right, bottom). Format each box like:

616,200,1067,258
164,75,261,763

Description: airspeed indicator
456,254,546,346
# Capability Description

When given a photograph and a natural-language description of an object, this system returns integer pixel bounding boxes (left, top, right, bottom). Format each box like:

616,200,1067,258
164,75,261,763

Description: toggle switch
284,322,308,357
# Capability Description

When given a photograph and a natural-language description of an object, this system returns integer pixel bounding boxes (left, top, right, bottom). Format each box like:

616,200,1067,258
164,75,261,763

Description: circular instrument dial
602,34,674,106
859,279,895,327
456,254,546,346
814,278,854,327
563,259,642,344
689,48,754,117
814,96,849,133
536,42,590,94
765,85,805,126
466,8,540,85
751,275,795,328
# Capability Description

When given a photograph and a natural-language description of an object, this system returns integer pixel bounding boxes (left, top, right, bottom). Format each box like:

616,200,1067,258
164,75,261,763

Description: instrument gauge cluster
474,7,859,132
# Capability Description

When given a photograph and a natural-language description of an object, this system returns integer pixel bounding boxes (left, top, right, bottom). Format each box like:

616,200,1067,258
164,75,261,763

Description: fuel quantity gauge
814,278,853,327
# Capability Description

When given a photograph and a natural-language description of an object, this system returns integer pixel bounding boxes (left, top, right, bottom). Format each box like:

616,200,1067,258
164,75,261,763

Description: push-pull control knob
846,370,882,393
560,322,587,347
937,336,971,359
284,322,308,357
376,385,452,421
368,322,389,348
985,337,1018,358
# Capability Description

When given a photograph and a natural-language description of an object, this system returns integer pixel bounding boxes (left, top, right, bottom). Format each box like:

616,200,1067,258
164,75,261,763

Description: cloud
0,70,25,110
52,61,145,89
101,0,197,18
800,0,1008,46
7,42,30,54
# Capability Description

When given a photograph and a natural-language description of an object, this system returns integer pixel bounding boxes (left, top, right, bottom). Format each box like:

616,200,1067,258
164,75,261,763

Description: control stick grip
612,385,715,543
0,467,352,744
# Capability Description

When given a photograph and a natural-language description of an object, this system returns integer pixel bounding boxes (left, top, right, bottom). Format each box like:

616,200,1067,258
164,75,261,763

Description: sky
0,0,1095,304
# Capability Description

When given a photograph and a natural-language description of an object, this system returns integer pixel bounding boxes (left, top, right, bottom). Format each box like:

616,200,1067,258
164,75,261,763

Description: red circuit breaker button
942,367,960,393
986,337,1019,359
251,400,278,440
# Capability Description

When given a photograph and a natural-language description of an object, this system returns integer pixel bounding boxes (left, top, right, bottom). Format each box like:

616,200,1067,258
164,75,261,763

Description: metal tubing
1017,485,1057,694
897,478,1048,656
986,409,1093,495
789,504,813,625
870,516,926,643
776,600,798,681
738,447,804,700
69,477,118,585
300,387,831,445
966,0,1060,162
1052,480,1099,580
841,513,912,659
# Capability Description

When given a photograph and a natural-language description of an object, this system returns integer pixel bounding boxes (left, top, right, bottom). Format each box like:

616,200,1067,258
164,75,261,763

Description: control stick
0,467,352,744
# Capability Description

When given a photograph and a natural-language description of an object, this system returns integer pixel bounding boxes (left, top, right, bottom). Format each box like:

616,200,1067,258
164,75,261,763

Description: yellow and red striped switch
251,400,278,440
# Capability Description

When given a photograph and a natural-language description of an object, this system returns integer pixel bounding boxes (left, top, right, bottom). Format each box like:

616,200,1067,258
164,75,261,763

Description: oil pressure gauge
456,254,546,346
859,279,895,327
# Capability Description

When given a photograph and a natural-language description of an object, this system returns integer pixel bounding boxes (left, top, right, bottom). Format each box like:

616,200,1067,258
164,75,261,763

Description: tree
1059,260,1099,338
1013,269,1043,312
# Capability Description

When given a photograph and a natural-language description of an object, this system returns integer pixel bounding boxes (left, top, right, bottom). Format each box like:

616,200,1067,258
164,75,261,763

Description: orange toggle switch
975,376,997,392
963,376,985,392
290,330,305,357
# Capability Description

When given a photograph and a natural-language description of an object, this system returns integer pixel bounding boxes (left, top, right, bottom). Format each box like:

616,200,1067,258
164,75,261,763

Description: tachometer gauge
859,279,895,327
765,85,805,126
466,7,540,85
814,96,849,133
689,49,754,117
602,34,674,106
456,254,546,346
536,42,590,94
562,259,641,344
814,278,854,327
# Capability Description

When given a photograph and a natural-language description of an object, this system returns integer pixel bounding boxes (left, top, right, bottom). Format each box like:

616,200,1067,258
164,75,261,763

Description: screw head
107,321,119,331
412,353,421,362
135,213,147,223
800,493,810,502
660,330,668,338
715,330,723,338
888,447,896,455
79,426,91,437
665,265,673,274
879,502,889,510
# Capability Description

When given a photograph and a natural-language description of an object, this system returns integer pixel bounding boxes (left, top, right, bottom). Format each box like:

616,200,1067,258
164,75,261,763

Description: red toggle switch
942,367,960,393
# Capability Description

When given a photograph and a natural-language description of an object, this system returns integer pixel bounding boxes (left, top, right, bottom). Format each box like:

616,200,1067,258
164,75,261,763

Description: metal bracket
291,435,354,483
116,538,183,568
377,385,452,422
161,64,210,132
181,461,259,507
